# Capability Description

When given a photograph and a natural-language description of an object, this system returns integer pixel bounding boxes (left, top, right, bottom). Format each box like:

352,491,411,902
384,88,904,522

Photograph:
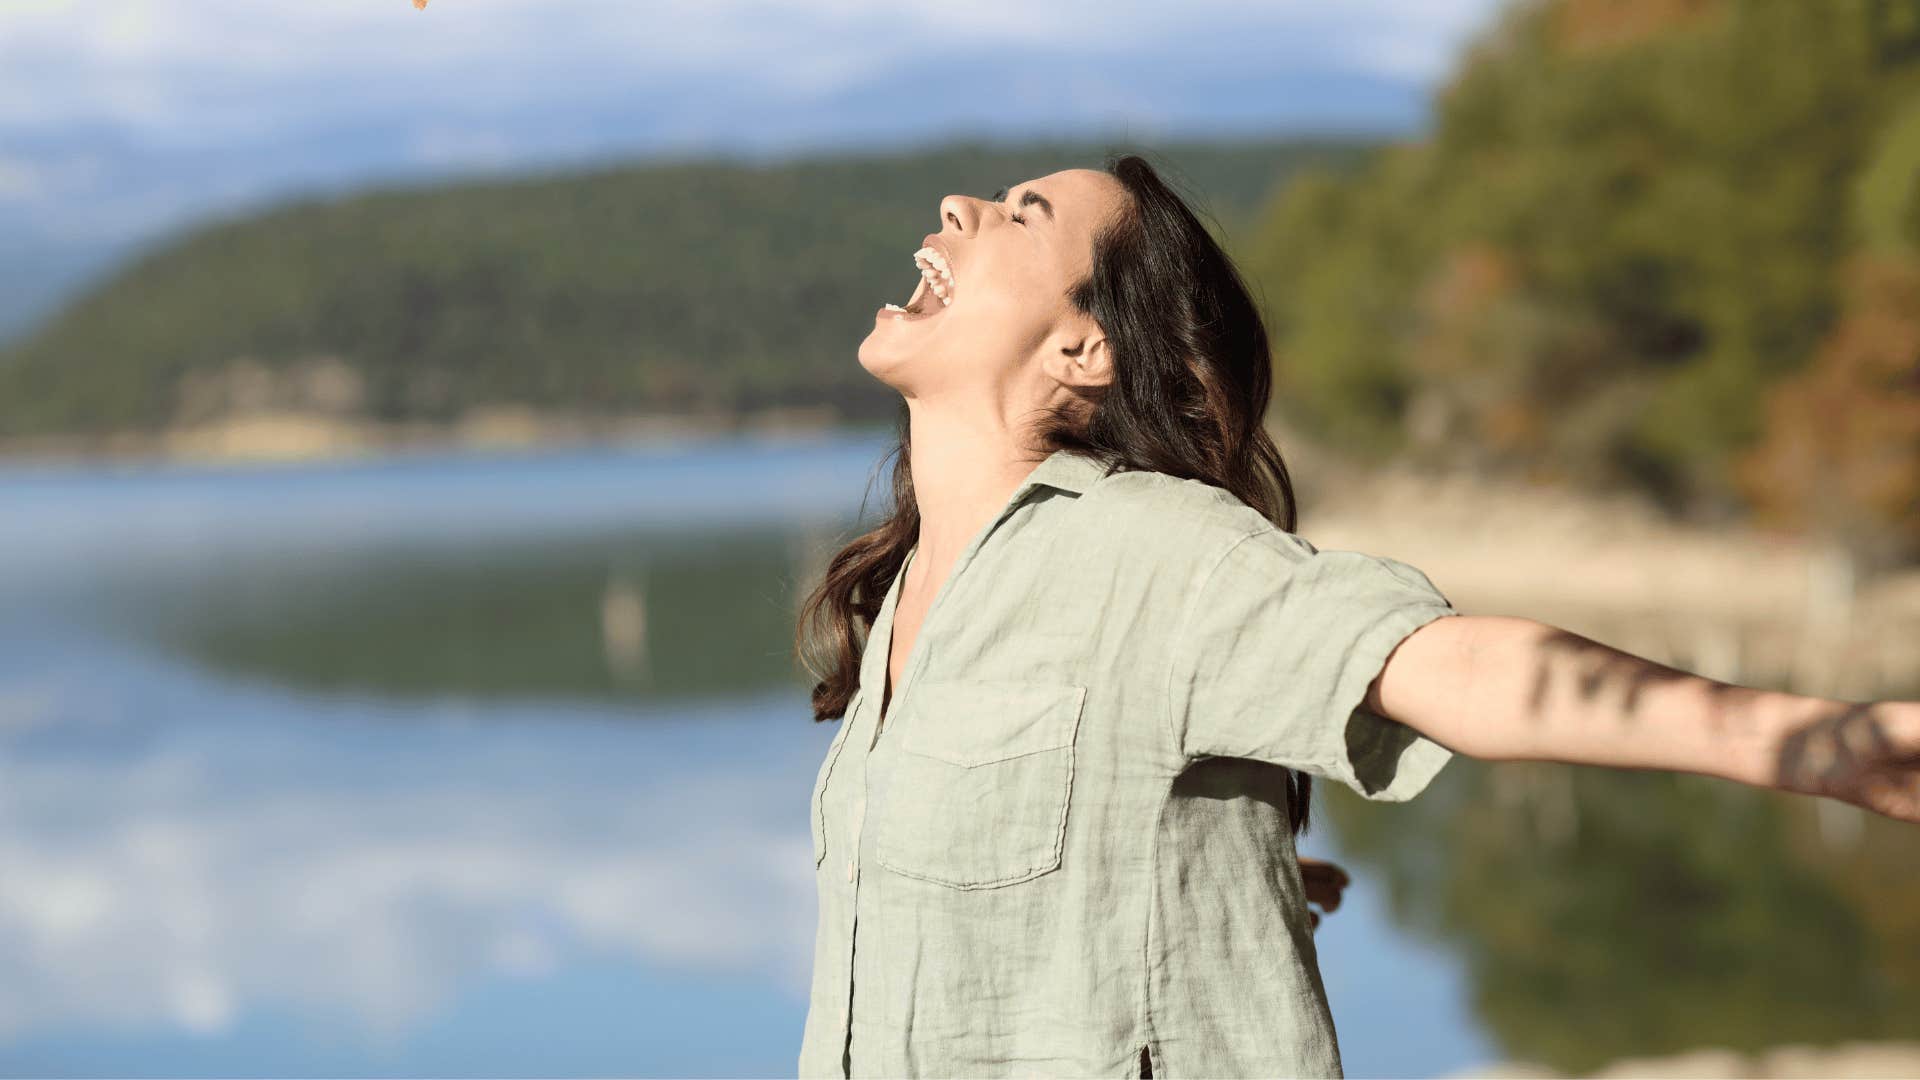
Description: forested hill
1241,0,1920,566
0,137,1375,441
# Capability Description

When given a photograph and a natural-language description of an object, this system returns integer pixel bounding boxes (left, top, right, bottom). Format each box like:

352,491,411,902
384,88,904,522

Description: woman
792,153,1920,1079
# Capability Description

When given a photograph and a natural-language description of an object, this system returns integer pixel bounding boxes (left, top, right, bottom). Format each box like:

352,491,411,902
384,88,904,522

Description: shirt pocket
874,678,1088,889
811,691,859,869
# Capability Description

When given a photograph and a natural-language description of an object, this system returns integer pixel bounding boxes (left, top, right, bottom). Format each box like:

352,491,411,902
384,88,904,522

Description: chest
870,520,1147,734
881,566,940,725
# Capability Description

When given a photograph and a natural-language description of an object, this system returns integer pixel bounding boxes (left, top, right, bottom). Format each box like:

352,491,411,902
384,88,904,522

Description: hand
1297,857,1351,931
1774,700,1920,823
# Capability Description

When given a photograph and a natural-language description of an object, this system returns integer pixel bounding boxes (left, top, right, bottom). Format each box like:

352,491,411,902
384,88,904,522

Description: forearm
1437,615,1838,789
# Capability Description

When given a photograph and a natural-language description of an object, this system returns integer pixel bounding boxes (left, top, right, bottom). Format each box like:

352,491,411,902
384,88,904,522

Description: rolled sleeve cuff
1316,600,1458,802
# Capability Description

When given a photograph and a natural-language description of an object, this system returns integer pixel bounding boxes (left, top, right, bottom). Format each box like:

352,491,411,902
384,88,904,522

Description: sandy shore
1446,1040,1920,1078
1284,443,1920,701
0,404,850,467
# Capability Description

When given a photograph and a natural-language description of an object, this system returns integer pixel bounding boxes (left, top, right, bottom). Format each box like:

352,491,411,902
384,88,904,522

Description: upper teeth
914,246,954,306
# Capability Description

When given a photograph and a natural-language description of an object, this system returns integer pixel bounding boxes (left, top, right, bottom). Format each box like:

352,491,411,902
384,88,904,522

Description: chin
856,332,911,384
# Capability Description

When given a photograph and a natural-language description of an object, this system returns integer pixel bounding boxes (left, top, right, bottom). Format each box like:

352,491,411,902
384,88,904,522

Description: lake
0,430,1911,1078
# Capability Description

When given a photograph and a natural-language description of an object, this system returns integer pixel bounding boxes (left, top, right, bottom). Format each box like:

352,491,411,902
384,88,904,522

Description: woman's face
859,167,1129,401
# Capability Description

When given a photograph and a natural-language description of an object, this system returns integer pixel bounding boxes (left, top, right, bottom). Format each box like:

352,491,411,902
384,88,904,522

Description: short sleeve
1165,527,1460,801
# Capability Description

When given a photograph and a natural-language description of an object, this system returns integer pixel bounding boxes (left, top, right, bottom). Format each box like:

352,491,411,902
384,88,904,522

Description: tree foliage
0,137,1373,440
1243,0,1920,558
1323,761,1920,1075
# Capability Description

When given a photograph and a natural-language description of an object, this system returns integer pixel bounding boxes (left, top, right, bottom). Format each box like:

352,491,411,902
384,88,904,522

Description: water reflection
127,531,816,703
0,436,877,1076
0,649,825,1075
1321,756,1920,1075
3,432,1906,1076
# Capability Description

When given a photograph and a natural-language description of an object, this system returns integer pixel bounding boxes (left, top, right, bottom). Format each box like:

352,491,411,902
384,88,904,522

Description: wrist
1760,693,1886,797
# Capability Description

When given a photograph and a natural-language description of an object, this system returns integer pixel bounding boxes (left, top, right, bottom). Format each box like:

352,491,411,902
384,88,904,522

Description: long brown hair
794,151,1313,833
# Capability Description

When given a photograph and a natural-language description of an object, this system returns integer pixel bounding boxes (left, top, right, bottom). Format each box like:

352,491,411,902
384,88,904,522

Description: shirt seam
1160,524,1273,763
1139,742,1172,1077
1144,522,1269,1077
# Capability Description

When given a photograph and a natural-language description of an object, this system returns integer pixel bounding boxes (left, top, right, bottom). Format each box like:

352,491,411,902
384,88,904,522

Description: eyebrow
989,184,1055,223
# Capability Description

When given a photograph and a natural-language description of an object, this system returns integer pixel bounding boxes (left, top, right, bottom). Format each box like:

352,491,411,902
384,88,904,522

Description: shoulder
1082,466,1316,571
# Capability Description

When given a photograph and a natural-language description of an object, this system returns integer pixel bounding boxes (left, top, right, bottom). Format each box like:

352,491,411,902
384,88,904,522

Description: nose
938,194,979,236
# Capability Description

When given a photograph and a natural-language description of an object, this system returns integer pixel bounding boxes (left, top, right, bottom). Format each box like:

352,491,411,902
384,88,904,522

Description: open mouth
879,243,956,323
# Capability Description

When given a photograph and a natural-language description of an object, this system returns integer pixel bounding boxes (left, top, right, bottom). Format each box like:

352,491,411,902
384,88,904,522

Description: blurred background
3,0,1919,1076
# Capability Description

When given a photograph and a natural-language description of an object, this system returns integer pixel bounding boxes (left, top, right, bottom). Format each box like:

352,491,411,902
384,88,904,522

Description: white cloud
0,0,1504,140
1334,0,1511,80
0,0,1508,251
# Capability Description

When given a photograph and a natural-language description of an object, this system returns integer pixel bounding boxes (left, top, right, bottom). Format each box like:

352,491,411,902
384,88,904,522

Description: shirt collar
1011,447,1111,501
893,447,1109,573
876,446,1110,694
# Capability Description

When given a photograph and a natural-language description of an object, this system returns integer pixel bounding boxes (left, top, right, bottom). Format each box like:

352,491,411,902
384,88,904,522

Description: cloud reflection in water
0,640,822,1056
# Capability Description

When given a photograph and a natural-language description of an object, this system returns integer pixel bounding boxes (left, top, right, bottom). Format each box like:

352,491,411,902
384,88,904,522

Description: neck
903,404,1047,571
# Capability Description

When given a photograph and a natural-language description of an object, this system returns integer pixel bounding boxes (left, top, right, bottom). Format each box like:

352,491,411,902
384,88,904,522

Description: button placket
845,691,868,885
833,482,1050,1073
838,693,866,1075
847,787,867,883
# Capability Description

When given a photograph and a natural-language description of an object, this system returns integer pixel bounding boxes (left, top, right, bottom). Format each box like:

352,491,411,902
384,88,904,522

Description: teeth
912,246,955,304
889,244,958,315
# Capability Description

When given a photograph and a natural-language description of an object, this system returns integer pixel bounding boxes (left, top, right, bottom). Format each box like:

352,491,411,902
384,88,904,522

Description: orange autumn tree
1245,0,1920,514
1736,254,1920,573
1737,90,1920,575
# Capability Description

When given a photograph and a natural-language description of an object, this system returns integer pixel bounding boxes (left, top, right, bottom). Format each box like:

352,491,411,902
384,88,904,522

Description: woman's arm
1368,614,1920,822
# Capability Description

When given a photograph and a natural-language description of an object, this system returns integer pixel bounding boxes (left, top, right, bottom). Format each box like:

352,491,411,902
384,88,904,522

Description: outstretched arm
1368,614,1920,822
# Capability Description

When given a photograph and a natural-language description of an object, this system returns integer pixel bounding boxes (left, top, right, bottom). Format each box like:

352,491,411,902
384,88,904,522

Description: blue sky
0,0,1505,338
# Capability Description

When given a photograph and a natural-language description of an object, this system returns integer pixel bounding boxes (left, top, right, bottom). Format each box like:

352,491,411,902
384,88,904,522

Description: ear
1045,314,1113,392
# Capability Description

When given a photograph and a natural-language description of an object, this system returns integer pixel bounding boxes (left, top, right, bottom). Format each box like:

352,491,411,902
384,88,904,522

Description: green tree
1245,0,1920,545
0,137,1373,443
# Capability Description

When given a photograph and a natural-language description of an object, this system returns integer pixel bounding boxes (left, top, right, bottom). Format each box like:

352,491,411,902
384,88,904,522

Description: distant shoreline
0,405,869,468
7,412,1917,700
1446,1039,1920,1078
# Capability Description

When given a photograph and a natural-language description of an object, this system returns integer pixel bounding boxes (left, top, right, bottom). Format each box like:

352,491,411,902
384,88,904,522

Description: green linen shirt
798,446,1460,1079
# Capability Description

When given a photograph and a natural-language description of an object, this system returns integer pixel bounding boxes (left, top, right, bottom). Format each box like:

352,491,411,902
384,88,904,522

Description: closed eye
990,185,1047,226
